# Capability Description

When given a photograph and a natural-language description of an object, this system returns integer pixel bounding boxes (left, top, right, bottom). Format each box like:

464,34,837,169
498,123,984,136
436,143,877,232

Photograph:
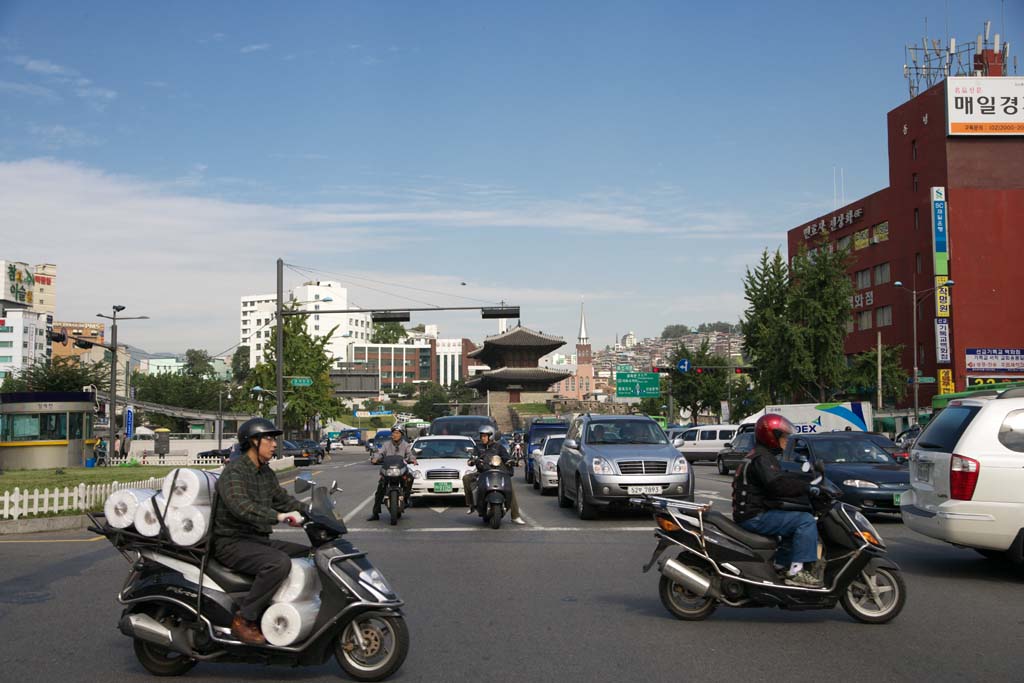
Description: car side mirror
294,471,314,493
532,449,542,457
795,454,808,464
465,446,475,454
564,439,578,450
723,442,732,448
672,438,684,448
800,460,811,473
413,447,423,454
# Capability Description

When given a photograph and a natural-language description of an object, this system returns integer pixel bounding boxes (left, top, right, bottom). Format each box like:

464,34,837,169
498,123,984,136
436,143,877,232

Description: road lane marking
273,525,655,534
341,491,376,522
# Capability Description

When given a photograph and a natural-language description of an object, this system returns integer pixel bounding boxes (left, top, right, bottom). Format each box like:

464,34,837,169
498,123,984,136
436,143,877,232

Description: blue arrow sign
677,359,690,373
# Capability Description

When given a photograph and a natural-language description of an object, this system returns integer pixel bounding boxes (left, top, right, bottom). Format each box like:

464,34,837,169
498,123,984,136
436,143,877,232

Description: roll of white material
260,600,320,646
161,468,218,507
165,504,212,547
272,558,321,603
104,489,157,529
134,494,168,537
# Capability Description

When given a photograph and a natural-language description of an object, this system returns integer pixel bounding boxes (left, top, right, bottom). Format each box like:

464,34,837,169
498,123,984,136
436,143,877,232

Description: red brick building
787,51,1024,411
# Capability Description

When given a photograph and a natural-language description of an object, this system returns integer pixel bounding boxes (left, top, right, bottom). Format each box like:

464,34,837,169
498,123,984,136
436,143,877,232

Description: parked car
780,432,910,514
676,424,739,462
281,440,319,467
715,430,755,475
407,436,477,502
525,418,568,484
197,446,233,465
428,415,500,443
901,390,1024,562
530,434,565,494
895,425,922,448
557,414,694,520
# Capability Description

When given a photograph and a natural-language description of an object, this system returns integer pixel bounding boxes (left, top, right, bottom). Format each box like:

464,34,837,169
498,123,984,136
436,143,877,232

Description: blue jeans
739,509,819,565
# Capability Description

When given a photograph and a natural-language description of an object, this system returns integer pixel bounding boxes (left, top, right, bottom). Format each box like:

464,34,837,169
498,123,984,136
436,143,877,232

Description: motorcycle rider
462,425,525,525
212,418,309,645
732,413,822,588
367,425,418,521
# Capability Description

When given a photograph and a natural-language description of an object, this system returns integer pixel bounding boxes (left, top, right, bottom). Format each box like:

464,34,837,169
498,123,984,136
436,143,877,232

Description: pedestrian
113,433,122,460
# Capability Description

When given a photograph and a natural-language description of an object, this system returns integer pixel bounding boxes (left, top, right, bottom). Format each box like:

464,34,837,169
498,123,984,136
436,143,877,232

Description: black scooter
633,462,906,624
89,474,409,680
379,459,410,526
470,453,515,529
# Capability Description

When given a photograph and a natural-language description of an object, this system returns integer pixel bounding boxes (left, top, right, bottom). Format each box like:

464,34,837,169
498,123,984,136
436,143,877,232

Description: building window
846,319,855,334
912,139,917,160
256,343,261,350
857,310,872,330
838,235,852,251
916,252,922,273
873,262,891,285
912,173,919,192
876,305,893,327
914,208,919,231
855,269,871,289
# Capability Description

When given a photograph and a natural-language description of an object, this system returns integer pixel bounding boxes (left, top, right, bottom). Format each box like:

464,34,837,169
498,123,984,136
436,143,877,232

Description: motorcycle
88,474,409,680
470,453,515,529
632,461,906,624
379,459,410,526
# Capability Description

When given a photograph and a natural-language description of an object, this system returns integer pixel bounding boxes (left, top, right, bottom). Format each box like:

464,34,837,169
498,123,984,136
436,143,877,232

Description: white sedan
530,433,565,494
408,436,477,502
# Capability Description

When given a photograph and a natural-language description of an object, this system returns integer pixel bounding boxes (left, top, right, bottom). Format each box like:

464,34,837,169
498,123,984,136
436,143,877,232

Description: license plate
915,462,933,482
893,492,902,505
628,485,662,495
432,482,453,493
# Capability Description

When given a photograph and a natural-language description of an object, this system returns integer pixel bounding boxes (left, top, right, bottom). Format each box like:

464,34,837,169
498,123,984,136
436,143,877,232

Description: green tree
660,324,691,339
395,382,418,398
412,382,449,421
843,344,909,406
131,371,232,431
446,379,477,406
696,321,739,334
184,348,215,378
669,340,730,423
788,239,854,401
231,346,251,383
1,355,109,393
238,307,342,435
740,249,810,403
371,322,407,344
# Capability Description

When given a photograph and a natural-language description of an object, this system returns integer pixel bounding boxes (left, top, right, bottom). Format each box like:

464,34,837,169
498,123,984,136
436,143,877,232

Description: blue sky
1,1,1019,354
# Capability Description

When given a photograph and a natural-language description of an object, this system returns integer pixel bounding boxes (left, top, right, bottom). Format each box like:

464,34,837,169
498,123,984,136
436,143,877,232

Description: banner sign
354,410,393,418
938,369,955,395
935,319,951,363
947,77,1024,135
936,275,951,318
931,187,949,276
967,375,1024,386
965,348,1024,373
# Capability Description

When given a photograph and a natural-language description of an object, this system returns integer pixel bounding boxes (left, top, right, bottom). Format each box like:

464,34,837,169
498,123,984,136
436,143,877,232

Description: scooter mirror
294,471,314,493
330,479,342,494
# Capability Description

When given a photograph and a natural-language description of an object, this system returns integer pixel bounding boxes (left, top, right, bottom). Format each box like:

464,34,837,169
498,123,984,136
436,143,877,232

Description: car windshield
586,420,667,445
543,437,565,455
430,419,494,438
813,438,896,464
414,439,473,458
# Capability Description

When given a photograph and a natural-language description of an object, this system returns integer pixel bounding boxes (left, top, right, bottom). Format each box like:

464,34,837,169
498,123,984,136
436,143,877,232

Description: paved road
1,450,1022,681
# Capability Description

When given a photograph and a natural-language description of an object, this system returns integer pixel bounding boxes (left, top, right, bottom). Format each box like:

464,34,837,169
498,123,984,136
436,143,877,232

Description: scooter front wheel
658,575,717,621
335,613,409,681
840,565,906,624
489,502,502,529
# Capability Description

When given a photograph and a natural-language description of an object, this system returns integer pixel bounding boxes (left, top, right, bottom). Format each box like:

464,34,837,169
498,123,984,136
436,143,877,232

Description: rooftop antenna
985,20,991,43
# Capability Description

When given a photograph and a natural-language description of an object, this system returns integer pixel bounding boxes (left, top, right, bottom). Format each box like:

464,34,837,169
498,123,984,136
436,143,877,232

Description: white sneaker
512,517,526,525
466,507,475,515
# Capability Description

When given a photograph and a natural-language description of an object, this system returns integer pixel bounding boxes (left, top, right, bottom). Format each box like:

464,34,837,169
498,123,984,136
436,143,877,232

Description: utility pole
97,306,148,461
877,330,883,410
276,257,285,443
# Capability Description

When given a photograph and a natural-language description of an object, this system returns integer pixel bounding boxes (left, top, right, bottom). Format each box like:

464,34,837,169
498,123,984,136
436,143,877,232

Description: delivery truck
739,401,873,434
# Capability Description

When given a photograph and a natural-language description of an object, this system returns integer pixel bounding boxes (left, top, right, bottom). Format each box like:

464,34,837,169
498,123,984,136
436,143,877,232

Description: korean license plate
915,462,933,483
432,482,453,493
893,492,902,506
628,485,662,495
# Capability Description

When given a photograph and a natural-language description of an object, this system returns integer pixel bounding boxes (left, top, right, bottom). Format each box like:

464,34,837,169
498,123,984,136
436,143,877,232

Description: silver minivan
676,424,739,462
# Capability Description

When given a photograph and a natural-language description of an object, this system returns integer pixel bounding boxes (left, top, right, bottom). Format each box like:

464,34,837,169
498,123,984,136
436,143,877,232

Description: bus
931,380,1024,410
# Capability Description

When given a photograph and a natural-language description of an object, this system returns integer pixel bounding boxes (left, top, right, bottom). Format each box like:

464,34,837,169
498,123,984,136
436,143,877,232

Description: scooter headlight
852,509,885,547
490,455,503,467
384,466,403,477
358,568,393,596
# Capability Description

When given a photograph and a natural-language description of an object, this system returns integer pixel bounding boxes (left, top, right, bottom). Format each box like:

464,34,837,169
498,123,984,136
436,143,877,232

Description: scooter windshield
310,486,347,534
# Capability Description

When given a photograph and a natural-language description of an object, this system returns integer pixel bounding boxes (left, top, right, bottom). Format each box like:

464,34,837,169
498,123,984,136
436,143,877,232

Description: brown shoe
231,613,266,645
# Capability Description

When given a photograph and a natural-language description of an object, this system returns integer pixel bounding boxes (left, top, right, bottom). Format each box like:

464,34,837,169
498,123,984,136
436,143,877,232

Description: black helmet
238,417,283,451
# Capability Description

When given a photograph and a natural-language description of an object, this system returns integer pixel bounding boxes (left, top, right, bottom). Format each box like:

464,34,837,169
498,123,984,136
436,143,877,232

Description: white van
901,390,1024,562
676,424,739,462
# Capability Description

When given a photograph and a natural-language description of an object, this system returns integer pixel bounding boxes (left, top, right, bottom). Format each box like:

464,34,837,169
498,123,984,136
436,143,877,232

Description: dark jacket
472,441,513,473
732,443,810,522
213,454,306,538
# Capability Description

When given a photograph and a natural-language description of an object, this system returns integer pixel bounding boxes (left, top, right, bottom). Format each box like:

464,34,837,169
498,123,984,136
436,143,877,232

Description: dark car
281,440,319,467
524,418,568,484
780,432,910,514
715,429,755,475
296,439,325,464
428,415,500,443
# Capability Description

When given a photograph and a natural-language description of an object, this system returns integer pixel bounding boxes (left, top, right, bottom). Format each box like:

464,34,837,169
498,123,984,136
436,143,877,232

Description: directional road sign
677,359,690,373
615,371,661,398
290,376,313,387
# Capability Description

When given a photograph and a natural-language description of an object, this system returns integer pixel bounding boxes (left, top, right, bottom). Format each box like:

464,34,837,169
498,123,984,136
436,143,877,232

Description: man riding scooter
462,425,525,525
367,425,417,522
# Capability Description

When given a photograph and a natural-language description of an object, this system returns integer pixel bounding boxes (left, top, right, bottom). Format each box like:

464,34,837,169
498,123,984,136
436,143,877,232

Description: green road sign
290,376,313,387
616,364,634,372
918,376,937,384
615,371,660,398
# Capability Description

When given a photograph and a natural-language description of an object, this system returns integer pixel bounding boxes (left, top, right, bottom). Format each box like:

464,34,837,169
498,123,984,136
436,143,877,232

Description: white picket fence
0,476,165,521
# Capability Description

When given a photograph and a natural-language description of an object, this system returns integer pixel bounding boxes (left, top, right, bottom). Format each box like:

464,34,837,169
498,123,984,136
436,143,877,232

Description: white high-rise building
239,281,372,368
436,338,465,387
622,331,637,348
0,308,51,381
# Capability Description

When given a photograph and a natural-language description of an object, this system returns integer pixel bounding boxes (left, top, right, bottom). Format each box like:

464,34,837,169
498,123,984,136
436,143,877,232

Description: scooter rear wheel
840,566,905,624
658,575,717,621
130,607,196,676
335,613,409,681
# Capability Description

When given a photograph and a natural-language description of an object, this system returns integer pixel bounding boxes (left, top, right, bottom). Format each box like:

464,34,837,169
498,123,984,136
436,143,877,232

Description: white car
901,390,1024,561
676,424,739,462
530,433,565,494
408,436,477,501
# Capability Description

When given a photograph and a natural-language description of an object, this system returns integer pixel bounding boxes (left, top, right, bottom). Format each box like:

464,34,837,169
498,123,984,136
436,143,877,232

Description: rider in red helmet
732,414,821,587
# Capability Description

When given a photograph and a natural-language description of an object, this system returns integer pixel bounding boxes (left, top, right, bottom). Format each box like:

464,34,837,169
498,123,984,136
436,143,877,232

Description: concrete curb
0,514,92,536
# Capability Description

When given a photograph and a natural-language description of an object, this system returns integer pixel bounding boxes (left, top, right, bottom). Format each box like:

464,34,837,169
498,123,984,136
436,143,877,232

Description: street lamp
217,384,242,450
97,305,149,460
893,278,955,425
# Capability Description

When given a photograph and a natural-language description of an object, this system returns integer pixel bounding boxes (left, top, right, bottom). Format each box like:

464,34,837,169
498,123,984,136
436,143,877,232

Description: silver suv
557,414,694,519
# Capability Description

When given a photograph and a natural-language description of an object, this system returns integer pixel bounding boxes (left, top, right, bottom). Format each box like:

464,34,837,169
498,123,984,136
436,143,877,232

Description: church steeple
578,299,589,345
576,299,592,365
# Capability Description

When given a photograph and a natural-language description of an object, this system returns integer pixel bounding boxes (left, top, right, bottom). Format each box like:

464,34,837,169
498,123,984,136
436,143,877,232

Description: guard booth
0,391,97,469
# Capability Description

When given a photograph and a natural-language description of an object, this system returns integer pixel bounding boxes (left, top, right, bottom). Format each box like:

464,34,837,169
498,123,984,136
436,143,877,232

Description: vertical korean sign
938,369,955,395
931,187,951,318
935,319,951,363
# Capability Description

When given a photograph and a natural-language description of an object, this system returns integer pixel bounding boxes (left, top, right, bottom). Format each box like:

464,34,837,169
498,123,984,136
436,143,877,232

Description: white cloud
0,80,60,100
240,43,271,54
8,55,76,76
28,124,101,149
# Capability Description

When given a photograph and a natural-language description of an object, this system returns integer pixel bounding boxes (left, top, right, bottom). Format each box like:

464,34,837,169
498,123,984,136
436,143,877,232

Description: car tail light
950,454,980,501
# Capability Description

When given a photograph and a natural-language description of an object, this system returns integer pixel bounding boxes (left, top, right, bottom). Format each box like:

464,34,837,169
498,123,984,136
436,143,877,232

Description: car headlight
671,456,689,475
842,479,879,488
358,568,393,595
544,461,557,472
411,469,422,479
592,457,615,475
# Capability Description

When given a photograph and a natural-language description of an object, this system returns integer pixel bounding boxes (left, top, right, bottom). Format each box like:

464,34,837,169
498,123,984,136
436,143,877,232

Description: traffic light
46,330,67,344
694,367,705,374
74,339,94,349
651,366,670,373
